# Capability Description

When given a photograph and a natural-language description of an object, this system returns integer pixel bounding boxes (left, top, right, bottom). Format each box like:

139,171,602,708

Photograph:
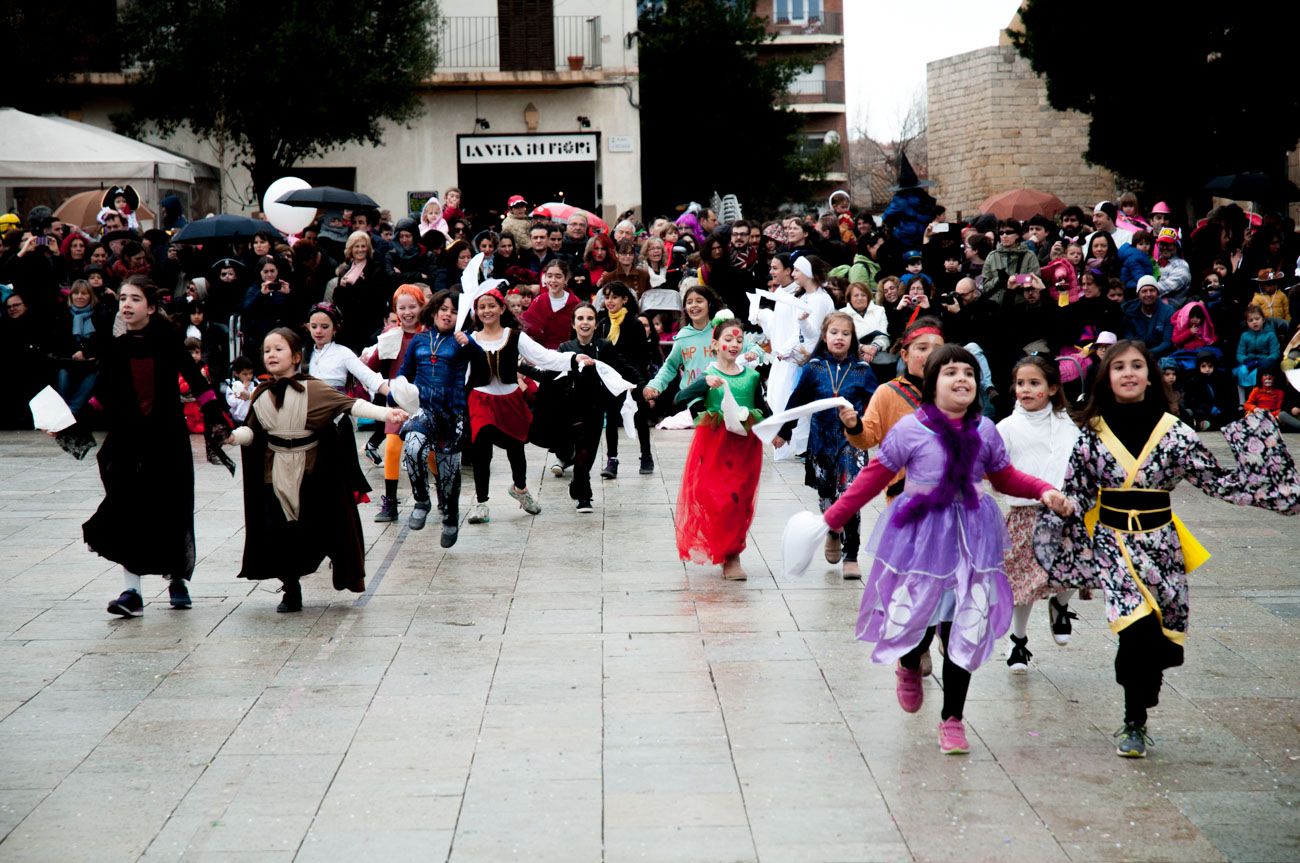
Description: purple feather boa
890,403,983,527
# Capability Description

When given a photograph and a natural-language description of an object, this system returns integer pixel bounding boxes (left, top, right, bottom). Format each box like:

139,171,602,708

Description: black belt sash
1097,488,1172,533
267,430,323,449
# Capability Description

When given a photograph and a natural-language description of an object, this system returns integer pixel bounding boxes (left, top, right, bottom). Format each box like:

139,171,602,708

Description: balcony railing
767,11,843,36
435,16,602,72
787,79,846,104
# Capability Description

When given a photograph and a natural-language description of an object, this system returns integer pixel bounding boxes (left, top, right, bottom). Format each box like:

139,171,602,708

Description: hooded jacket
1122,297,1176,358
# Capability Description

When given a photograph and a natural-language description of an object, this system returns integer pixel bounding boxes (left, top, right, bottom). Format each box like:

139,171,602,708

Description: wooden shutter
498,0,555,71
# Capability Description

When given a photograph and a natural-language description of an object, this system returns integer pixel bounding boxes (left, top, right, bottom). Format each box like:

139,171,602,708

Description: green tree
114,0,440,205
1009,4,1300,210
637,0,833,215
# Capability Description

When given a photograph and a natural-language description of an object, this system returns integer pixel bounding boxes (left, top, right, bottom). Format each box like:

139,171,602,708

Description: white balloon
263,177,314,235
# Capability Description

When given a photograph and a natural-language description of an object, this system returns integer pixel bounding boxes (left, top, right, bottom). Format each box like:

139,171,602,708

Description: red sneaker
938,717,970,754
895,665,923,713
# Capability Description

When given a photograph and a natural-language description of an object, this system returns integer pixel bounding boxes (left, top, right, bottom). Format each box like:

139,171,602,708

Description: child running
1035,340,1300,758
783,344,1073,753
772,311,878,579
395,289,474,545
995,356,1082,671
674,310,770,580
228,328,408,612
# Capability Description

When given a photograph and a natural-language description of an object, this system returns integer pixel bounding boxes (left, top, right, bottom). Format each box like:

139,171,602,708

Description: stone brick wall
927,45,1115,220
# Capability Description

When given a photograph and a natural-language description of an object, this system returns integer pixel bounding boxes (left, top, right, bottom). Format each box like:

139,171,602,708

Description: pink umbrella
531,202,608,233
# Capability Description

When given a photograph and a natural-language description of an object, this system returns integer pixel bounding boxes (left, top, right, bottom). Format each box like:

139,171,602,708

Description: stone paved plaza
0,427,1297,863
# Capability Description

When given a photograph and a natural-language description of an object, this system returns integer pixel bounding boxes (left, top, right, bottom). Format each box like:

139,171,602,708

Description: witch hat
890,153,932,191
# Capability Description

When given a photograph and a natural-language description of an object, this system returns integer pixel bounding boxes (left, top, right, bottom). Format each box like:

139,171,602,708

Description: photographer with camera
981,219,1041,305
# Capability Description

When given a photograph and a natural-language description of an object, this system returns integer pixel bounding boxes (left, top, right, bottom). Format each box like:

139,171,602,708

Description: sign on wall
407,191,438,215
458,134,599,165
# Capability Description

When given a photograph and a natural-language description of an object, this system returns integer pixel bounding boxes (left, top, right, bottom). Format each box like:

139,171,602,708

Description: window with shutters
498,0,556,72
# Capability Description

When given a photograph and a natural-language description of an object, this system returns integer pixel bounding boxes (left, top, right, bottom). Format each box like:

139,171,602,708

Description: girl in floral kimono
1035,340,1300,758
783,344,1073,754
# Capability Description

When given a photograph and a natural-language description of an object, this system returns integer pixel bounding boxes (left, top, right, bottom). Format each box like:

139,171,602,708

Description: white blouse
308,342,385,394
471,327,574,395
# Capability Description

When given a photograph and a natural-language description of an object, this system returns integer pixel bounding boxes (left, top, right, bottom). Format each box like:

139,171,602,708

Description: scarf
70,304,96,338
252,377,313,521
891,403,983,527
646,263,667,288
606,307,626,345
342,260,367,286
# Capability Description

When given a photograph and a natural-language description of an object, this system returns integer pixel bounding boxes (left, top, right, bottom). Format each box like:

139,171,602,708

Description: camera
938,293,956,305
1013,274,1032,287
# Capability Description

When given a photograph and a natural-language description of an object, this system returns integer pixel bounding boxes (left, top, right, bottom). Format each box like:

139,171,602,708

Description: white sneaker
550,460,567,477
467,502,490,524
508,486,541,515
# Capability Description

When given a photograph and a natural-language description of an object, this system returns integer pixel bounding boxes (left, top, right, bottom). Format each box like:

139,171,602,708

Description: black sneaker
1048,596,1078,645
408,501,431,530
575,499,594,514
168,579,192,610
107,589,144,618
364,441,383,465
1114,722,1152,758
374,495,398,523
638,456,654,475
1006,634,1032,673
440,524,459,548
277,580,303,613
600,457,618,479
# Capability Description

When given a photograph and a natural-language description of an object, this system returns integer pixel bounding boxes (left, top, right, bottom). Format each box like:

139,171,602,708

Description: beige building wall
926,45,1114,220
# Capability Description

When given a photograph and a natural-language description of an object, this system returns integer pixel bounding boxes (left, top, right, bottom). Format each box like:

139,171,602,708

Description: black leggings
1115,614,1181,725
568,412,604,502
471,426,528,503
898,622,971,721
604,391,651,460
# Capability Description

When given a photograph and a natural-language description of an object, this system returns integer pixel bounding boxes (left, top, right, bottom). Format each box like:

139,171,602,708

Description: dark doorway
457,160,598,219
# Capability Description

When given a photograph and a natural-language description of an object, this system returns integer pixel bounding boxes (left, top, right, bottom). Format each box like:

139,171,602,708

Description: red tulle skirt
675,420,763,564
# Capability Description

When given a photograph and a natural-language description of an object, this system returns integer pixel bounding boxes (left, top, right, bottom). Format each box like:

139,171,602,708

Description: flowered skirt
1005,505,1053,605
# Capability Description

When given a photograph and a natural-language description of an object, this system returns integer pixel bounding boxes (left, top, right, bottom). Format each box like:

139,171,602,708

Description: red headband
902,326,942,345
477,288,506,307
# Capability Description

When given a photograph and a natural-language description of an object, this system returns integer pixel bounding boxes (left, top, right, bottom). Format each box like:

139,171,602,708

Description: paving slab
0,427,1297,861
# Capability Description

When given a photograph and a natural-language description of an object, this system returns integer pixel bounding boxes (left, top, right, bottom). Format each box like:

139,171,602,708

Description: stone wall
927,45,1114,220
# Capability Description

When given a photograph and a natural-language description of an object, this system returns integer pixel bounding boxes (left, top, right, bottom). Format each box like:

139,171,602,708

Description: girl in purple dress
782,344,1074,754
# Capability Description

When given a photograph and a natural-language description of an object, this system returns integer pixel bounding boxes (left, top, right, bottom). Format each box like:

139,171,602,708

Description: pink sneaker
938,717,970,754
895,665,923,713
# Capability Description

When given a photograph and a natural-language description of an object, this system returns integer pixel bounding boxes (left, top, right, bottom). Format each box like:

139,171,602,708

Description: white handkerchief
461,252,486,293
752,396,852,444
719,381,748,436
455,276,507,333
376,326,404,360
30,386,76,432
1287,369,1300,393
751,287,812,313
388,376,420,416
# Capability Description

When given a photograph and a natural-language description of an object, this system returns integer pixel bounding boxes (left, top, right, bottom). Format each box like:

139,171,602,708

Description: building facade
753,0,848,186
926,41,1114,220
55,0,643,226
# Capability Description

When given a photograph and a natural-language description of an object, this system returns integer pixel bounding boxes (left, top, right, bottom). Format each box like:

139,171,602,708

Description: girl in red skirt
456,288,597,524
674,310,770,580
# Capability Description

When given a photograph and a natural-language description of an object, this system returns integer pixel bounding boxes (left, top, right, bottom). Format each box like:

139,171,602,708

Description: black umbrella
275,186,378,209
172,215,283,244
1203,172,1300,203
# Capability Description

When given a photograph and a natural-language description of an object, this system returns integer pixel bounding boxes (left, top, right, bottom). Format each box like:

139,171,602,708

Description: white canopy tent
0,108,216,216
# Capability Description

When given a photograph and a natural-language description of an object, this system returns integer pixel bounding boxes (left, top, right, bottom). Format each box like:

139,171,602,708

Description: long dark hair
1074,339,1177,431
418,289,456,331
472,290,518,330
920,343,983,420
602,280,640,316
682,284,723,322
1011,355,1067,412
811,310,861,361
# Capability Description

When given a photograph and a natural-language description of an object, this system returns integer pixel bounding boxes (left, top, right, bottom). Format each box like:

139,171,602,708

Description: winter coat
980,245,1040,302
1118,244,1155,290
1122,298,1176,358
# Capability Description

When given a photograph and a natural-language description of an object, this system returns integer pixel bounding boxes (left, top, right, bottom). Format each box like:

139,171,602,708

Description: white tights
1011,589,1076,639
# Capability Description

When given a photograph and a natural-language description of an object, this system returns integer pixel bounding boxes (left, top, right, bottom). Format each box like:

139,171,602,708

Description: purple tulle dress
856,414,1014,672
